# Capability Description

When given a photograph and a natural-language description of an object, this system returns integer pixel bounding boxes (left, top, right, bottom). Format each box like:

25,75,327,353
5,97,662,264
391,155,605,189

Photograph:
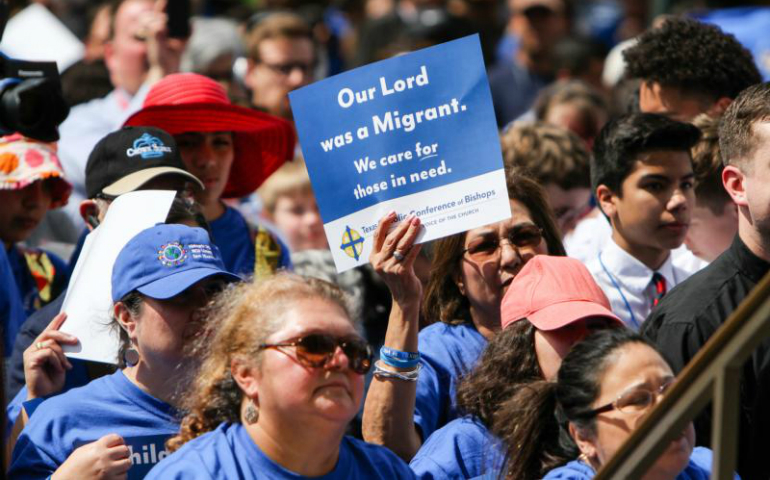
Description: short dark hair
719,82,770,171
691,114,731,215
624,17,761,101
591,113,701,194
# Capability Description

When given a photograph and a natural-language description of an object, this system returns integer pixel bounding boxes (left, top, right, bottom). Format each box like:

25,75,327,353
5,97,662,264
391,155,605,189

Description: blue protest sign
290,35,510,272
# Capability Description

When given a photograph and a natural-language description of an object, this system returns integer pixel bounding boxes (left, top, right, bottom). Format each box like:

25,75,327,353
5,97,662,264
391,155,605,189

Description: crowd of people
2,0,770,478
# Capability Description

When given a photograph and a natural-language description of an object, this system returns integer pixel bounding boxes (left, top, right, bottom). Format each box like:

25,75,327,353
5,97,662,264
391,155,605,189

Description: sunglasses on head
259,333,373,375
461,223,544,262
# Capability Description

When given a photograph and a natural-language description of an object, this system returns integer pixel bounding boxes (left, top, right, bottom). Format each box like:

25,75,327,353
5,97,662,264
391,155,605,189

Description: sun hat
85,126,204,199
112,223,240,302
0,133,72,207
123,73,296,198
500,255,622,330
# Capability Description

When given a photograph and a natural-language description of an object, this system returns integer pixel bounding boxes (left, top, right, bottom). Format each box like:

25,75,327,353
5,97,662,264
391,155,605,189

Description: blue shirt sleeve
410,418,500,480
413,355,443,440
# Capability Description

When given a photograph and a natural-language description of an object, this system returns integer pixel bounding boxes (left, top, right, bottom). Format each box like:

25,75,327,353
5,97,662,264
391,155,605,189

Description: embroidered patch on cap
188,243,216,260
127,133,173,159
158,242,187,267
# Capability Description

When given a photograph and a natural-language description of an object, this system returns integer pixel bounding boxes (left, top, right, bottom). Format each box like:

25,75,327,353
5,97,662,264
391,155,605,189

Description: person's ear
114,302,138,340
454,272,466,296
722,165,749,208
595,185,617,219
103,39,116,72
708,97,733,117
231,357,260,400
569,422,598,463
80,200,100,231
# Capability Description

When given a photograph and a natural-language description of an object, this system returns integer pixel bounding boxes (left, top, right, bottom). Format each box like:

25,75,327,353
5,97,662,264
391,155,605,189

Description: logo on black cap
127,133,173,159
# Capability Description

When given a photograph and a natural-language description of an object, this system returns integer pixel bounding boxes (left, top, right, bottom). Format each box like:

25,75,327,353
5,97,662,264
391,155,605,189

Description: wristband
380,346,421,369
380,346,420,361
373,361,421,382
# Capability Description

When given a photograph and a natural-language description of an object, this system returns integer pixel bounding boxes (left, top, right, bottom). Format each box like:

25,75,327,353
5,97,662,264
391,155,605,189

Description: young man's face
602,150,695,258
0,181,53,248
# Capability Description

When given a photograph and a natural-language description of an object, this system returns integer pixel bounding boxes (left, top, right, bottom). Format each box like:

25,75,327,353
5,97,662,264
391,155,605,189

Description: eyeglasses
259,61,315,77
259,333,373,375
461,223,544,262
583,377,676,418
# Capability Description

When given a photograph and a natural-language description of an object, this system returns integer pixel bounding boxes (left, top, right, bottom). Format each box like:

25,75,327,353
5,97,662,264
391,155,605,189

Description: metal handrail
594,269,770,479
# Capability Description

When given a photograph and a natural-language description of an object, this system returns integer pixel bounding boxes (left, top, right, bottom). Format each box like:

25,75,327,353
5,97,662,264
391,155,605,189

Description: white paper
1,4,85,72
61,190,176,364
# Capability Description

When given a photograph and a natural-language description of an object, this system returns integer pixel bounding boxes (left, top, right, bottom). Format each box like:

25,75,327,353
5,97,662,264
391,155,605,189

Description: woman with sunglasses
497,328,728,480
409,256,622,479
363,173,566,460
9,224,239,479
146,274,416,479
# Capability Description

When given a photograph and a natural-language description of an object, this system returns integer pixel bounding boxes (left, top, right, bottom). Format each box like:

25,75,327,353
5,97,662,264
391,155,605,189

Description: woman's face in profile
581,342,694,479
253,298,365,427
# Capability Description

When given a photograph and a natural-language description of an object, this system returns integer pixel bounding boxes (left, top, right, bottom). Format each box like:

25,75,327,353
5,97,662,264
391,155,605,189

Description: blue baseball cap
112,224,240,302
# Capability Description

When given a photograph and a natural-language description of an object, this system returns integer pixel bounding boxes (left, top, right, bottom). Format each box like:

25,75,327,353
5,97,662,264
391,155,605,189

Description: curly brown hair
167,273,352,452
501,120,592,191
455,320,541,426
422,174,565,326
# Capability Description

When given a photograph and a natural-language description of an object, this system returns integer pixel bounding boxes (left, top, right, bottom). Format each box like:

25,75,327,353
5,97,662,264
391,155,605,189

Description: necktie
652,272,667,307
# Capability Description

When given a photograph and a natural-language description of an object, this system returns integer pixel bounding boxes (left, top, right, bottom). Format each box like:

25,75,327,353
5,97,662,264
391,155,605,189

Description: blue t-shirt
1,245,25,356
410,416,504,479
542,447,739,480
146,422,416,479
209,206,291,278
414,322,488,441
9,370,179,479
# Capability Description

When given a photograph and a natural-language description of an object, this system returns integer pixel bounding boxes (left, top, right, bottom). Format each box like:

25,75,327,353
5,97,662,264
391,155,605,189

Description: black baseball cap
85,126,204,199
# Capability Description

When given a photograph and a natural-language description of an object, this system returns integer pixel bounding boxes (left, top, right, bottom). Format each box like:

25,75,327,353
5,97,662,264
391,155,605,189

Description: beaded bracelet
380,346,421,369
373,361,422,382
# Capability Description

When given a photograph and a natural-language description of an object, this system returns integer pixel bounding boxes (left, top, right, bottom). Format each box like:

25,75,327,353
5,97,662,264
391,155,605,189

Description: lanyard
598,252,639,329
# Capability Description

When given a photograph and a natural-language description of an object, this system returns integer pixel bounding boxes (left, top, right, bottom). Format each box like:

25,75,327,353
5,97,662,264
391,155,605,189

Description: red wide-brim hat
124,73,296,199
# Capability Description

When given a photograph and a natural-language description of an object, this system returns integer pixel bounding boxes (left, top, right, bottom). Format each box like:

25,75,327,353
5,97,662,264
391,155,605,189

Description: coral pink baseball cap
124,73,296,198
500,255,622,331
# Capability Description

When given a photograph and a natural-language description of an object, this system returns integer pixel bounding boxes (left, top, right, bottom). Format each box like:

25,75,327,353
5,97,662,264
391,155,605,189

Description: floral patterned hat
0,133,72,207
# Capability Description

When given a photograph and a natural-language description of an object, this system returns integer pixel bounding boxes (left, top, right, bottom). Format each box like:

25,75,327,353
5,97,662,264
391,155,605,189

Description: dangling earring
579,453,590,464
123,348,140,367
244,399,259,424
